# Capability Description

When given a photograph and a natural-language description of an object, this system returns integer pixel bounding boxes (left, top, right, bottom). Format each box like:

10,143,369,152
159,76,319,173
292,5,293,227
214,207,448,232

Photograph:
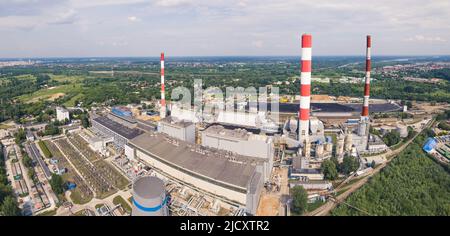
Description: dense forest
331,134,450,216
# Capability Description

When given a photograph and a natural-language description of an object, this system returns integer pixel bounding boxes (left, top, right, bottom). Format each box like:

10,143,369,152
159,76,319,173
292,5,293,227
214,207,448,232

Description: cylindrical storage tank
316,144,324,158
325,143,333,152
132,176,168,216
337,135,345,157
396,125,408,138
345,134,353,151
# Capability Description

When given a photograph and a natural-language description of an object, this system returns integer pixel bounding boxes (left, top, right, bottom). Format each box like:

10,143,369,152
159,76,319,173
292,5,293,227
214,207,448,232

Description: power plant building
157,117,196,143
201,125,274,181
91,116,143,149
127,132,263,214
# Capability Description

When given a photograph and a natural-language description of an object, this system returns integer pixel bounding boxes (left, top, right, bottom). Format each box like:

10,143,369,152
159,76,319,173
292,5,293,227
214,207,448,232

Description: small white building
26,130,35,141
56,107,70,122
88,136,114,155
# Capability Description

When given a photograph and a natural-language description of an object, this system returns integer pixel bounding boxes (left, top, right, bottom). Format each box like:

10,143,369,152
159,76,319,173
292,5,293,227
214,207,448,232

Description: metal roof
93,116,143,139
130,132,257,190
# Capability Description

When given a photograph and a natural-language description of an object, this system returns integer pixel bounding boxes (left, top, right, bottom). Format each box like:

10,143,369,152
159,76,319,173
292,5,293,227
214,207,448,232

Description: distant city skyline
0,0,449,58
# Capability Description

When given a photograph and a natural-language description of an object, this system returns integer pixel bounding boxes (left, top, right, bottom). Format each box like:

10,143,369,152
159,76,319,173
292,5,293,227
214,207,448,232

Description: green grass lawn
69,189,93,205
36,209,57,216
63,93,84,107
113,195,132,214
335,187,351,197
96,189,118,200
307,200,326,212
38,141,52,158
17,83,83,103
0,124,11,129
49,74,85,83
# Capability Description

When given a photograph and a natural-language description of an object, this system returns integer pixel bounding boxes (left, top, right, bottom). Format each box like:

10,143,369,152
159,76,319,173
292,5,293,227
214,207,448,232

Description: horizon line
1,55,449,60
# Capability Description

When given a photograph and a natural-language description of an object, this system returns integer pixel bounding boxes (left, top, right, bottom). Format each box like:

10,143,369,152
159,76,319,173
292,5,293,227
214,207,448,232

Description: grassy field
63,93,84,107
17,83,83,103
14,74,36,81
49,74,85,83
38,141,52,158
0,124,11,129
36,209,57,216
113,195,132,214
70,189,93,205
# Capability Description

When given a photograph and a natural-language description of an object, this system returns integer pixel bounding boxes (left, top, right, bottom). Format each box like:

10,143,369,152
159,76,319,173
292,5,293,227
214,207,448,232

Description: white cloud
405,35,447,42
69,0,147,8
1,0,450,56
127,16,140,22
154,0,193,7
251,40,264,48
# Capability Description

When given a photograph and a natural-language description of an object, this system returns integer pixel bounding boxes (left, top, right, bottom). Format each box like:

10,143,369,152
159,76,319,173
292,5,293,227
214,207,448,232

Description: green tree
14,128,26,144
0,183,13,204
27,168,36,182
383,130,401,146
291,186,308,215
22,154,33,169
330,156,340,168
340,156,360,175
1,196,21,216
438,122,450,131
321,159,338,180
81,113,90,128
370,160,376,168
50,174,64,195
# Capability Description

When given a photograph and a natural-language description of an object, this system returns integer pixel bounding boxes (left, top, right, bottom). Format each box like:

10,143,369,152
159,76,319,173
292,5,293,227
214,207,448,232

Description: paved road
306,118,434,216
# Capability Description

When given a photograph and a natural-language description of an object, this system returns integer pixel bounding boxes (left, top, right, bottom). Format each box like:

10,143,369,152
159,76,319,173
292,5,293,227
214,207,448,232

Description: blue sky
0,0,449,57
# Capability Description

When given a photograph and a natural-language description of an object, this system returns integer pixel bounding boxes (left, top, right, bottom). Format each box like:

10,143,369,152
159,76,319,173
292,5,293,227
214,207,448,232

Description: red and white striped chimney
160,52,166,118
299,34,312,142
361,35,371,117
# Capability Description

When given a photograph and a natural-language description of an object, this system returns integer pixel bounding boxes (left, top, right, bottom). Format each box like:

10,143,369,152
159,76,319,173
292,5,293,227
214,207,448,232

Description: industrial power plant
5,32,433,218
74,33,407,216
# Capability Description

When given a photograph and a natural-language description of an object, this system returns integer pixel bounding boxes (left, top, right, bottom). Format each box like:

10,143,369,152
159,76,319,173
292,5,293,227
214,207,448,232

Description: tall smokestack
299,34,312,142
362,35,371,117
160,52,166,118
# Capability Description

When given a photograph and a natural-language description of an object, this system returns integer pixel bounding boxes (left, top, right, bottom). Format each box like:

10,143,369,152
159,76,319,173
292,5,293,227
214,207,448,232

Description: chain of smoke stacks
298,34,372,141
159,35,372,137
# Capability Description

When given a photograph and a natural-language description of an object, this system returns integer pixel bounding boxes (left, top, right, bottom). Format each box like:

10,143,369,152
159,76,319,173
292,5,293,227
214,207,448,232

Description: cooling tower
132,176,168,216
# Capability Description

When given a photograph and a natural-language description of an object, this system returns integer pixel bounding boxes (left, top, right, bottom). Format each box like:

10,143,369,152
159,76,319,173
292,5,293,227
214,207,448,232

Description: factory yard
43,140,94,204
52,133,129,200
256,167,289,216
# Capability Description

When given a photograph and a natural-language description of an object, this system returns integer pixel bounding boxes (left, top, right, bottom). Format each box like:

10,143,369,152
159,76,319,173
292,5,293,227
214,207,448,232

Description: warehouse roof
159,116,194,128
93,116,143,139
204,125,250,141
130,132,257,190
